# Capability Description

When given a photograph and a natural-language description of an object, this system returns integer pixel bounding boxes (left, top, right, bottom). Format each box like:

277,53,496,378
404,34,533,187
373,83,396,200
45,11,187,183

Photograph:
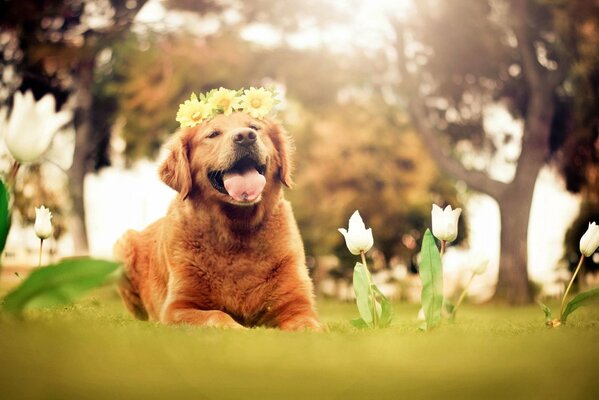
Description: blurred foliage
385,0,576,166
0,0,147,106
103,31,358,160
556,0,599,273
105,32,253,160
286,103,461,262
0,0,147,248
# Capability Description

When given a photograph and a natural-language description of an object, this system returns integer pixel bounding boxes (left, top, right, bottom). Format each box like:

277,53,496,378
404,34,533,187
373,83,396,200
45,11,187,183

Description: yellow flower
239,87,275,119
208,88,241,116
176,93,212,128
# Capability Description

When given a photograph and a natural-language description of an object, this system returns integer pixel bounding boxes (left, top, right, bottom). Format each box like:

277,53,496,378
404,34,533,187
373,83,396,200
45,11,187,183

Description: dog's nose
233,128,257,147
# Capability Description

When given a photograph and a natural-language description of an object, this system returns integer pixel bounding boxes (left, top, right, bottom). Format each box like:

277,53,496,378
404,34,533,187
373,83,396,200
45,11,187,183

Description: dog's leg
161,301,246,329
118,273,149,321
269,294,322,332
114,230,149,321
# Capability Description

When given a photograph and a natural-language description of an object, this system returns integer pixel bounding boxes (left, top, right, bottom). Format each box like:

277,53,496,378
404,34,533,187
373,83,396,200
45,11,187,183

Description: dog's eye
207,130,221,139
248,124,260,131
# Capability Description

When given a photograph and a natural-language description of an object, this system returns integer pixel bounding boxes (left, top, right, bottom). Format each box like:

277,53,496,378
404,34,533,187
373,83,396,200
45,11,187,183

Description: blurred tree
381,0,599,304
0,0,148,253
104,32,253,161
105,31,356,158
287,102,462,267
559,0,599,279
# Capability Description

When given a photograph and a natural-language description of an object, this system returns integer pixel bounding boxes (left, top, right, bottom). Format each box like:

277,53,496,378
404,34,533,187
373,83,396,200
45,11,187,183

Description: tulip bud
34,206,53,240
338,210,374,255
431,204,462,242
1,91,72,163
580,222,599,257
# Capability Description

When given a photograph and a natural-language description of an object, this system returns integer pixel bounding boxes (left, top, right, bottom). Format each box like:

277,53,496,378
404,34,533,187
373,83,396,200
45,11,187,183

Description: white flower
431,204,462,242
338,210,374,255
580,222,599,257
34,206,53,240
1,91,72,163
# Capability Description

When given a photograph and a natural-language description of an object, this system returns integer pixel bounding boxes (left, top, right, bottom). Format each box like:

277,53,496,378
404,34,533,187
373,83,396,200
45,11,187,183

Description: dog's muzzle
208,150,267,204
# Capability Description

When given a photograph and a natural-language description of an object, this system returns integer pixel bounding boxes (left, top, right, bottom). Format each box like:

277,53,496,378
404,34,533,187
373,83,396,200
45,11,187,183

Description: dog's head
159,112,292,207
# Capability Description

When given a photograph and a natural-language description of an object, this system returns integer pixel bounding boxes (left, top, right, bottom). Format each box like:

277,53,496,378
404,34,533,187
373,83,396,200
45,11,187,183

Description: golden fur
115,112,320,330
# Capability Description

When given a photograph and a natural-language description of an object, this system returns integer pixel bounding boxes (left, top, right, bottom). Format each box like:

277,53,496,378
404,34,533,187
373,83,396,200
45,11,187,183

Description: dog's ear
268,122,294,188
159,131,192,198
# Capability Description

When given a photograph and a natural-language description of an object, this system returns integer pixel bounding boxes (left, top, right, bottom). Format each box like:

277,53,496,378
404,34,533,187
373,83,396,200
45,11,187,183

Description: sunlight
354,0,413,22
321,0,413,52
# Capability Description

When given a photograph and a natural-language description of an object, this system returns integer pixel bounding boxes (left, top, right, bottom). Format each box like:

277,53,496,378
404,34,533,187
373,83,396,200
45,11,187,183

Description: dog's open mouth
208,157,266,203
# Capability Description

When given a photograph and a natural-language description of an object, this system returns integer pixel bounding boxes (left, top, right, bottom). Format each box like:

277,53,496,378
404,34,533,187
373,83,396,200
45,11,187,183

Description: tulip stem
360,250,379,328
38,239,44,268
440,240,446,257
560,254,585,322
6,161,20,190
452,271,476,319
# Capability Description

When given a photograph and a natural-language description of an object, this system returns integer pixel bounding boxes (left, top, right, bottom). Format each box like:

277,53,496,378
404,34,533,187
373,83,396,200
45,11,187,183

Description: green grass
1,288,599,400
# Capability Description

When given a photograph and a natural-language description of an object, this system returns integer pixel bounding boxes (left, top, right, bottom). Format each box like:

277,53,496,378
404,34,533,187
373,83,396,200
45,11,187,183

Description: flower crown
176,86,279,128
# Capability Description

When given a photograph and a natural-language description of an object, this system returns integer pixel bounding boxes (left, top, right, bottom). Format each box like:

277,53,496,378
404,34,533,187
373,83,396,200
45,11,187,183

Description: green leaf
444,298,456,322
372,284,393,327
2,258,120,317
538,302,552,322
443,298,455,315
353,262,373,327
0,179,11,255
350,317,369,329
419,229,443,330
562,287,599,322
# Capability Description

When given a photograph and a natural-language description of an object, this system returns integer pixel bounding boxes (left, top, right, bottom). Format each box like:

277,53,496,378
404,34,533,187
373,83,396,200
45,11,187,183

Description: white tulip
338,210,374,255
1,90,72,163
580,222,599,257
34,206,53,240
431,204,462,242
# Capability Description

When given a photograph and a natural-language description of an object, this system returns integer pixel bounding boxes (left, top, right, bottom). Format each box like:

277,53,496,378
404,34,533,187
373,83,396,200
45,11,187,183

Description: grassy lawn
1,287,599,400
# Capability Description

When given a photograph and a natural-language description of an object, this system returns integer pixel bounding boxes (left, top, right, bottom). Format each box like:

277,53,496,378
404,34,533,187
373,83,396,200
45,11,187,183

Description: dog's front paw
205,311,247,330
280,316,322,332
162,307,246,329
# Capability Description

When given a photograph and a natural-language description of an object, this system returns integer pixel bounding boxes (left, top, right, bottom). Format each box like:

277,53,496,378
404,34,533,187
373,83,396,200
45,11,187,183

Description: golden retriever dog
115,112,321,331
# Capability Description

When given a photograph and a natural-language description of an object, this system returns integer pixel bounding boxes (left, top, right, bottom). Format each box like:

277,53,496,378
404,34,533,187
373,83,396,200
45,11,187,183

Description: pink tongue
223,169,266,202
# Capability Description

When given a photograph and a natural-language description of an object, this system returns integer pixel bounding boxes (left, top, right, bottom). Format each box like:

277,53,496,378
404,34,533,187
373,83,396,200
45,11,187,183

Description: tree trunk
390,2,565,304
68,56,95,255
494,182,536,304
493,87,555,304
